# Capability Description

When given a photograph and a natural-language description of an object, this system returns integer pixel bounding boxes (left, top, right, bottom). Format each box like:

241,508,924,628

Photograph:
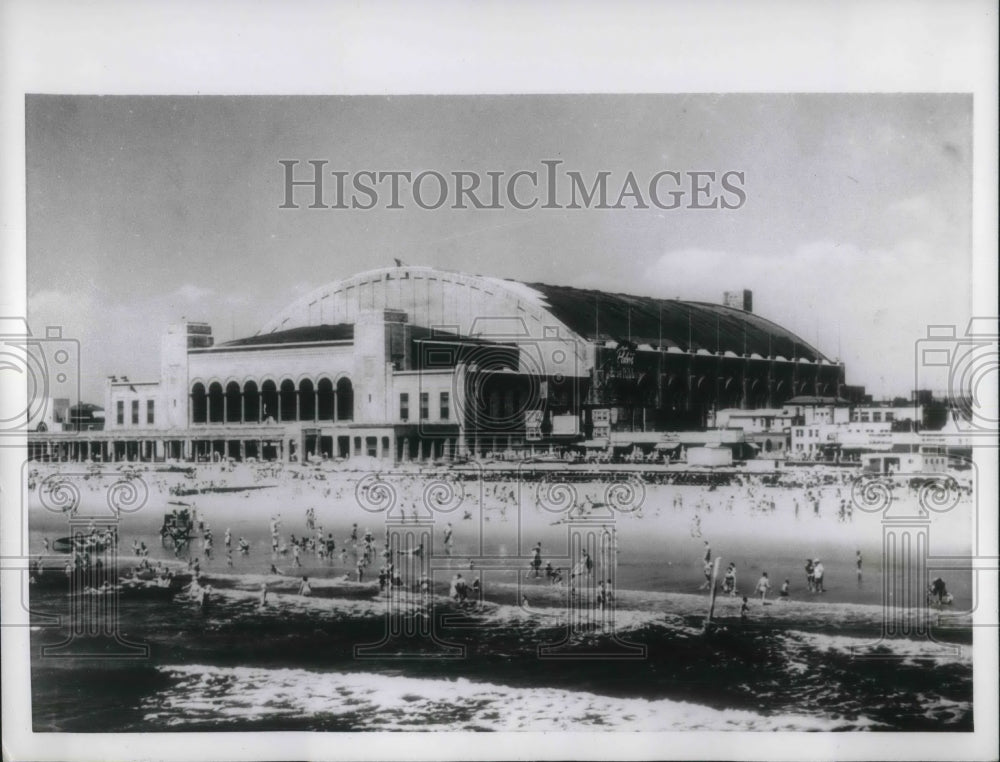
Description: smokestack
723,290,753,313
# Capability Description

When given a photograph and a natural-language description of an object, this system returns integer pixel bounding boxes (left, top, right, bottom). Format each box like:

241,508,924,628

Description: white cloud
172,283,214,302
640,239,970,399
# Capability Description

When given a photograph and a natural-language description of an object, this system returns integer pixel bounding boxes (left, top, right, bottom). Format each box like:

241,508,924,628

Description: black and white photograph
1,3,997,761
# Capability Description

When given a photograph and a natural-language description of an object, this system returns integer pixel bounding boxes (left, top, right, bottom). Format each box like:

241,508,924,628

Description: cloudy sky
26,94,971,404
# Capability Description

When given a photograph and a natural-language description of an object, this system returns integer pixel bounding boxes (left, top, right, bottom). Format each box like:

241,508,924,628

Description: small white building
686,445,733,467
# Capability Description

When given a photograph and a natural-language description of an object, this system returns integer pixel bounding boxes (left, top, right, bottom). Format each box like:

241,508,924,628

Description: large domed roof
522,281,828,361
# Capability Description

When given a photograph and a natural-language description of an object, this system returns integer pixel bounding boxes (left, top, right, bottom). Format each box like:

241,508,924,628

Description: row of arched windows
190,377,353,425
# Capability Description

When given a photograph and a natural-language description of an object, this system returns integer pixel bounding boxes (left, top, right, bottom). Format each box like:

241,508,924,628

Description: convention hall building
28,265,850,464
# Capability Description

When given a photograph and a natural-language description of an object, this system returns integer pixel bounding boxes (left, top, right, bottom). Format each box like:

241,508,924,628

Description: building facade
28,265,849,464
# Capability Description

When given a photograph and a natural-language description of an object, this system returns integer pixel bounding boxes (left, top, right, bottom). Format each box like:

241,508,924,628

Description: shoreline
26,460,976,612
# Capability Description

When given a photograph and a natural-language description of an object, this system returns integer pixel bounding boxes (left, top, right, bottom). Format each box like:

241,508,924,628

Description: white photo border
1,1,997,760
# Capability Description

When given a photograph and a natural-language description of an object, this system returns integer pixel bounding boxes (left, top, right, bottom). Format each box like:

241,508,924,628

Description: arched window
336,377,353,421
208,382,224,424
261,380,278,422
243,381,260,423
317,378,334,421
190,383,207,424
299,378,316,422
225,381,242,423
280,379,297,421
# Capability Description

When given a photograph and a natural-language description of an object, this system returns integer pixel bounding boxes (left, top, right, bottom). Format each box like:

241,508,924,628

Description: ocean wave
785,630,971,664
144,664,883,731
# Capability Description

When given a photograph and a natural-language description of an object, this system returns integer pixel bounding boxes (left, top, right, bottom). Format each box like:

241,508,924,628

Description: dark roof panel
224,324,354,347
522,282,829,362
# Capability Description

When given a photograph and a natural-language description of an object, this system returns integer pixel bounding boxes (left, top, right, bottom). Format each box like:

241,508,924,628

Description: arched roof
524,282,829,361
257,265,828,362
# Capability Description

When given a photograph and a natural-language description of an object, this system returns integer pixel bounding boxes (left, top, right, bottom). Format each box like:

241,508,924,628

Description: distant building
850,403,923,426
67,403,104,431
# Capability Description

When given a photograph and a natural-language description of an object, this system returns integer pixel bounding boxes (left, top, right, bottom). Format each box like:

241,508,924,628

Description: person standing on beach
812,559,825,593
779,579,790,600
740,596,750,624
805,559,815,593
443,523,454,556
529,542,543,578
929,577,951,606
856,550,863,585
723,563,737,596
258,582,268,608
755,572,771,602
700,560,713,590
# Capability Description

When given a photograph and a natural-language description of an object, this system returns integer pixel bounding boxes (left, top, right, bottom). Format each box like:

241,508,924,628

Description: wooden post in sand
705,557,722,629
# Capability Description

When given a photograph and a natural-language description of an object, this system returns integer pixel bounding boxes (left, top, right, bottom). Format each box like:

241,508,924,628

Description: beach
26,461,975,731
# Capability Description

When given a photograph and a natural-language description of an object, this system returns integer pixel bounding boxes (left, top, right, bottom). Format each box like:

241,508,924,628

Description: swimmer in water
740,596,750,624
258,582,268,608
779,579,790,600
298,576,312,597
